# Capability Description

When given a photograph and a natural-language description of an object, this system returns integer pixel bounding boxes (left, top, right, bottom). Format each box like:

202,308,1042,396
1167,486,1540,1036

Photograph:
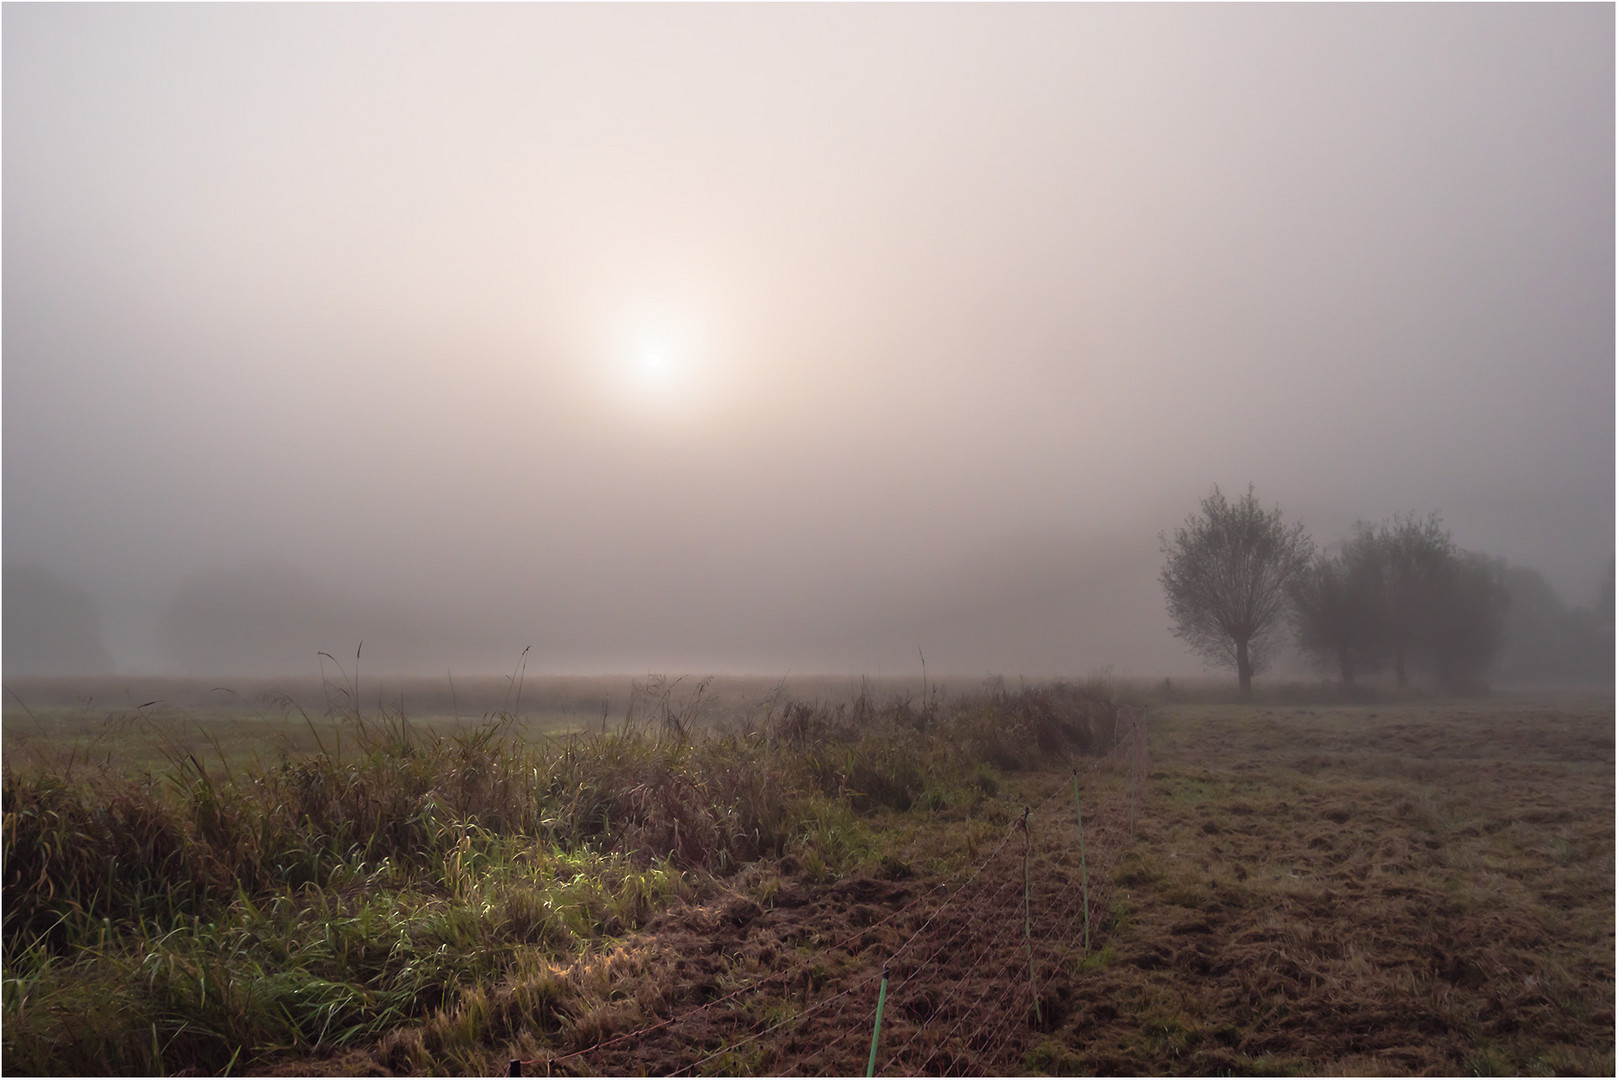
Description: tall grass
2,679,1121,1075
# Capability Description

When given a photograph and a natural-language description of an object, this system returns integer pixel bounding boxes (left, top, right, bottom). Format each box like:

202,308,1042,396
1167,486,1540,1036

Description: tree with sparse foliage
1289,526,1388,688
1159,485,1314,695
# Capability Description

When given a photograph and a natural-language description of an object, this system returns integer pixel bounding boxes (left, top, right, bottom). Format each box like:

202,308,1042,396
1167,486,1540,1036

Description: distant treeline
4,529,1613,687
1161,488,1614,695
1289,515,1612,691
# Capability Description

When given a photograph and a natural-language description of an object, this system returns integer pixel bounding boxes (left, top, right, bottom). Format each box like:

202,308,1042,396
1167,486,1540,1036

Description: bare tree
1159,485,1314,695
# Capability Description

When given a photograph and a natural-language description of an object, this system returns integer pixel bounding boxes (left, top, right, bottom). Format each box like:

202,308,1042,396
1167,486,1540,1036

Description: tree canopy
1158,485,1313,694
1162,495,1523,694
1284,514,1512,692
1289,527,1387,688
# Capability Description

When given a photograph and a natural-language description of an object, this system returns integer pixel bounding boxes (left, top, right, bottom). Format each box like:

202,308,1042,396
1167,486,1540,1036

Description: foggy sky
4,4,1613,678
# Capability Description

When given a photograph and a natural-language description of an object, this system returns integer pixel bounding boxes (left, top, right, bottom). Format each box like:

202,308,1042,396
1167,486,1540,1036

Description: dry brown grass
431,695,1611,1077
13,686,1607,1076
1043,695,1615,1076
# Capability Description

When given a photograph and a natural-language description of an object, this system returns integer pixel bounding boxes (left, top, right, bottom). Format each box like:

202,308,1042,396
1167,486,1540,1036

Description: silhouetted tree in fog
3,564,115,675
1495,564,1611,684
1159,485,1314,695
1596,560,1615,682
1597,559,1614,635
1426,551,1510,693
1289,527,1388,688
1373,514,1455,687
1316,513,1511,693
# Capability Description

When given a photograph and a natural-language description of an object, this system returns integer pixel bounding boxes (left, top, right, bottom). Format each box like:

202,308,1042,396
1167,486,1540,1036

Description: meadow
2,676,1611,1075
1040,693,1614,1076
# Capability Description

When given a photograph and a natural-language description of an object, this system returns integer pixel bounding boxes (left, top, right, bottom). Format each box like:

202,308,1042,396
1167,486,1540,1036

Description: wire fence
510,707,1150,1077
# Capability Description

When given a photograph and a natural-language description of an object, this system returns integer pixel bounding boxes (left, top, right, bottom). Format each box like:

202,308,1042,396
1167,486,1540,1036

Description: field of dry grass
0,673,983,775
4,682,1610,1076
271,693,1613,1077
1037,695,1614,1076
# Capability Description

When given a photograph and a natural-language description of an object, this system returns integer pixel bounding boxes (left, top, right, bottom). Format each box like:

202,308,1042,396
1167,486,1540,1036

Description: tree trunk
1236,638,1253,696
1338,646,1355,689
1393,644,1408,687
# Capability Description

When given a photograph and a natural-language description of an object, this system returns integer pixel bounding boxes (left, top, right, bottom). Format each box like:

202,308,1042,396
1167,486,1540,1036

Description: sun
623,345,687,405
587,299,730,425
635,349,675,389
612,329,712,420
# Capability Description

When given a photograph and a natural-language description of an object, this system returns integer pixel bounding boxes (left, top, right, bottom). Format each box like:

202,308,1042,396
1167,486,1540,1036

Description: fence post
866,962,890,1078
1072,769,1089,956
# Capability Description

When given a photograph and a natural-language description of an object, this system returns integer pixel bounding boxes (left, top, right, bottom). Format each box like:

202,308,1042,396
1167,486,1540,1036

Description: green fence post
866,963,889,1078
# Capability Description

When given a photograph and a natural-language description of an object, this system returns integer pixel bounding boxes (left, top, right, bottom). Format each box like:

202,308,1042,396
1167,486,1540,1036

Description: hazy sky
4,4,1613,678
